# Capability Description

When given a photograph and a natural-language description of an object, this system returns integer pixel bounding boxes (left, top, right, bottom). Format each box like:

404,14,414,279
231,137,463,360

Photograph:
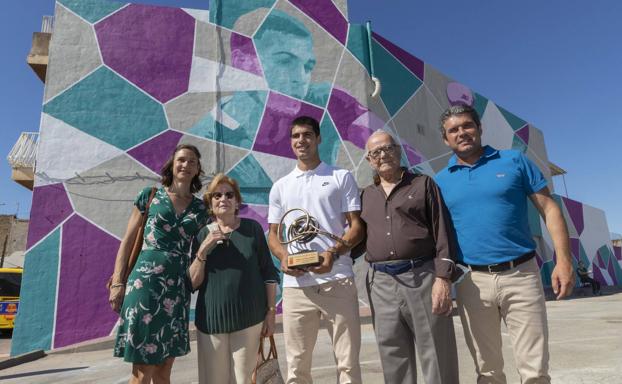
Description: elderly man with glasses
359,130,460,384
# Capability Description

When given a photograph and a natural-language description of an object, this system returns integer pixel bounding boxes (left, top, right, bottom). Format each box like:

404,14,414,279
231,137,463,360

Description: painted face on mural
442,114,483,160
290,124,321,161
172,148,199,183
255,12,316,100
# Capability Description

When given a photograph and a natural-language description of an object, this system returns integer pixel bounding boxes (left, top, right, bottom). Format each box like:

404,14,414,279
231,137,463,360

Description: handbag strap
123,186,157,281
257,335,278,362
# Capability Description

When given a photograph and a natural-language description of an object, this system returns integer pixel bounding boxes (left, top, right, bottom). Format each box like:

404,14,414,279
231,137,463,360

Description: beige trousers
196,322,263,384
456,258,550,384
282,277,361,384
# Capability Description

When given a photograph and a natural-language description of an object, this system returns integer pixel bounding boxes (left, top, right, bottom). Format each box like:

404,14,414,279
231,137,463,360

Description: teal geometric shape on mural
209,0,274,29
527,199,542,236
43,67,168,151
473,92,488,118
540,259,554,287
346,24,371,75
10,228,61,356
372,39,422,116
189,91,267,150
598,245,622,284
579,242,590,266
498,105,527,131
226,154,272,205
512,134,528,153
319,113,341,166
59,0,126,24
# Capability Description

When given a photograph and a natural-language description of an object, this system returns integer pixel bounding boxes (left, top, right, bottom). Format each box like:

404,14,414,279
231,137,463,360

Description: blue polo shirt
435,146,548,265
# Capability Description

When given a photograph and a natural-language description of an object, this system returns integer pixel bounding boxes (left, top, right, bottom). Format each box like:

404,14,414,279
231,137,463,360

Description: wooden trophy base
287,251,322,269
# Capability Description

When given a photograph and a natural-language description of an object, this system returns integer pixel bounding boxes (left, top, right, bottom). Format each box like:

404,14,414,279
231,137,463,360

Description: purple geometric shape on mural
570,238,581,262
239,204,269,232
55,215,120,348
328,88,375,149
27,183,73,249
446,82,474,107
372,32,424,81
403,144,425,166
592,266,606,285
95,4,195,103
289,0,347,44
615,246,622,261
516,125,530,145
231,32,263,77
127,130,183,174
595,250,604,268
562,197,584,235
535,251,543,268
252,92,323,159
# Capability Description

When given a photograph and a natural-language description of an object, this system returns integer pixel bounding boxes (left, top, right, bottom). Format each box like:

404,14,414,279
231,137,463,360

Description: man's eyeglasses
211,191,235,200
367,144,397,160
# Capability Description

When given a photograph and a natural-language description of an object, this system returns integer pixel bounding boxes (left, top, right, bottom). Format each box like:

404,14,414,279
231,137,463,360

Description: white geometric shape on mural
480,102,515,150
580,204,613,264
188,56,268,93
182,8,210,23
251,151,298,183
35,114,124,187
538,216,555,262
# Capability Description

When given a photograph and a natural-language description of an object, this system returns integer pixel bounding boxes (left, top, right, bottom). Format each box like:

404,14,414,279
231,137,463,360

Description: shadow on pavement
0,366,88,380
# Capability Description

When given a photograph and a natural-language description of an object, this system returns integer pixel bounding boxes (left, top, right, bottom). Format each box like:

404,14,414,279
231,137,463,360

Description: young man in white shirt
268,116,365,384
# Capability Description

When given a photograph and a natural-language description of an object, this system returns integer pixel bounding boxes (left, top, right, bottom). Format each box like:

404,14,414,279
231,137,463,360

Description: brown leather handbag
251,336,284,384
107,187,157,309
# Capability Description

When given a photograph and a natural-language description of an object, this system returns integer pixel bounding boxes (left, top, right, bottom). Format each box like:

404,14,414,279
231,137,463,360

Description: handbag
251,336,284,384
107,186,157,308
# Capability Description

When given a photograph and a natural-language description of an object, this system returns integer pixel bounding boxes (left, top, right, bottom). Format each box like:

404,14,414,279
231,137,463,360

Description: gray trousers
366,260,460,384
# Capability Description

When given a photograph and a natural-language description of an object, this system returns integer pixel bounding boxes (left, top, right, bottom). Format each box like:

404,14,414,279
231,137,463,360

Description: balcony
27,15,54,82
7,132,39,190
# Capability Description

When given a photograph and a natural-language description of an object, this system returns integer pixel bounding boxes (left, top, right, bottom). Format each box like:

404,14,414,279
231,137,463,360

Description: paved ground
0,289,621,383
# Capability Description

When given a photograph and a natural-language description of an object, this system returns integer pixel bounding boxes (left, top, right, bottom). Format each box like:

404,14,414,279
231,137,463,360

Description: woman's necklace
217,221,237,247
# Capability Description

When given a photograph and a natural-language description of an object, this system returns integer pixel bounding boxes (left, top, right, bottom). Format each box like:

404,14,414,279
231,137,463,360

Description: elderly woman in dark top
188,173,280,384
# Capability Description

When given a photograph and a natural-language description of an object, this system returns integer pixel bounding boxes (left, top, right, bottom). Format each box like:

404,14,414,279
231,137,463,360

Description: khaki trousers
282,277,362,384
456,258,550,384
196,322,263,384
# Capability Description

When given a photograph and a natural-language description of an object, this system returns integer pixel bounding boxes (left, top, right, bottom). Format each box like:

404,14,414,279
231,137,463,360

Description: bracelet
267,306,276,312
196,256,206,263
110,283,125,288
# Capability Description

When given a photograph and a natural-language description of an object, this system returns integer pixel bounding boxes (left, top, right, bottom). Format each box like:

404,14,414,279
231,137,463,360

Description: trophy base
288,251,322,269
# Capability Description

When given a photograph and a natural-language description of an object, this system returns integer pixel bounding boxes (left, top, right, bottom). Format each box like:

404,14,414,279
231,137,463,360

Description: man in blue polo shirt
435,105,574,384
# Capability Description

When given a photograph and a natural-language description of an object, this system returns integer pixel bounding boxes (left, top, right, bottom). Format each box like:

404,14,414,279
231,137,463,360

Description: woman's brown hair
160,144,203,193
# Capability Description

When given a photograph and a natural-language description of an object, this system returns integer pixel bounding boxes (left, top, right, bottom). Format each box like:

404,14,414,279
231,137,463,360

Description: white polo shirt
268,162,361,287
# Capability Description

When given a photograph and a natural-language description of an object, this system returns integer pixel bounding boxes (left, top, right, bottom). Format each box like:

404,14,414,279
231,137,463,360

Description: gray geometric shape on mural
251,151,298,183
333,0,348,18
234,7,273,37
342,141,366,174
194,20,234,67
44,5,102,102
177,134,250,178
274,1,343,87
355,158,374,189
65,154,158,239
334,142,354,171
428,152,454,174
165,91,231,132
334,51,390,123
422,63,454,113
392,86,448,162
524,125,553,184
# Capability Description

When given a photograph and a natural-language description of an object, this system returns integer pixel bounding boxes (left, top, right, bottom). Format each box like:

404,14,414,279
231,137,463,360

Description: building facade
12,0,621,355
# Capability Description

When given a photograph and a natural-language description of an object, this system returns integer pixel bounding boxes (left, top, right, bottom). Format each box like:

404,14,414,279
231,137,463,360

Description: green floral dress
114,186,207,364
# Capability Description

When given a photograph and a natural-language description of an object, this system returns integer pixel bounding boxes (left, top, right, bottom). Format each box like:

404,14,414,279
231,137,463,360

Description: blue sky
2,0,621,235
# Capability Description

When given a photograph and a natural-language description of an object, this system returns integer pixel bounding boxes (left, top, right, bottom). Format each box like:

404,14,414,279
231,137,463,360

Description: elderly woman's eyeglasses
367,144,397,160
211,191,235,200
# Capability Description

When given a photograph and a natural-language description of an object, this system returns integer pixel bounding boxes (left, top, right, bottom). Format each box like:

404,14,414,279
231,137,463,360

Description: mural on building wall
13,0,620,355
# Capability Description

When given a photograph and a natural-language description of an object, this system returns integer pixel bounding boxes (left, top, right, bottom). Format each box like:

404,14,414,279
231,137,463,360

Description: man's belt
466,251,535,273
370,256,434,276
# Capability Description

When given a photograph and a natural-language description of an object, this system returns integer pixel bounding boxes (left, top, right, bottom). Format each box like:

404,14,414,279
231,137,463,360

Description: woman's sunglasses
211,191,235,200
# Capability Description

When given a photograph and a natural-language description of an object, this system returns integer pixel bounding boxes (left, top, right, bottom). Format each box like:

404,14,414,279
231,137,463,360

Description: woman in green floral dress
109,144,207,383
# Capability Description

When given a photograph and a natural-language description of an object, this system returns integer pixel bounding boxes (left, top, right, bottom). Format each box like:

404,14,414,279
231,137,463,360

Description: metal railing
42,15,54,33
7,132,39,169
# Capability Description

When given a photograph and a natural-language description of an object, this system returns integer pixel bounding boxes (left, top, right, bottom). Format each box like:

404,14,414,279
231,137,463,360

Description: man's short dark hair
291,116,320,136
439,105,481,138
